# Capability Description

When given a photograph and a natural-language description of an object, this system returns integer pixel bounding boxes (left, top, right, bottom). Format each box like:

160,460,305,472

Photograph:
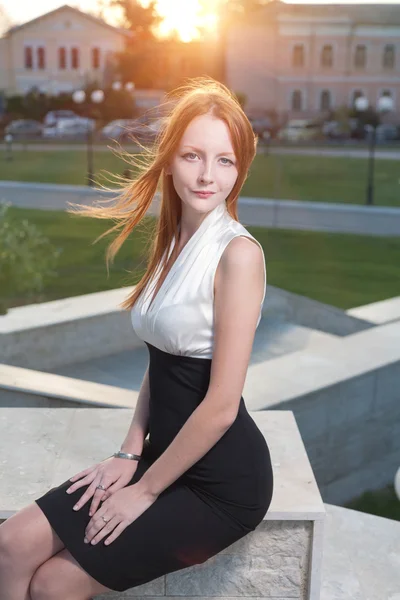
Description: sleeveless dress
34,201,274,592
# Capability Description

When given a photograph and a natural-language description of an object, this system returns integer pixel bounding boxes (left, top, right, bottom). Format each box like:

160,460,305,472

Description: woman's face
166,113,238,213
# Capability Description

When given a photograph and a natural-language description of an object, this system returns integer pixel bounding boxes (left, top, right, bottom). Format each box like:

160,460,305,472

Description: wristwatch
113,451,141,461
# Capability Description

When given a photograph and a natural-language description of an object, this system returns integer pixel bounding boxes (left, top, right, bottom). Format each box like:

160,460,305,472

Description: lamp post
72,88,104,187
354,94,394,206
4,133,13,161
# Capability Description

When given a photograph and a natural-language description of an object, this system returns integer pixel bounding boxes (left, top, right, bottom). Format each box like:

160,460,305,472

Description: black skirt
35,342,274,592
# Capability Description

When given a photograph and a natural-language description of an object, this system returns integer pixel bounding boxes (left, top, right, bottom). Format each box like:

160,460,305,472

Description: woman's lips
193,191,215,198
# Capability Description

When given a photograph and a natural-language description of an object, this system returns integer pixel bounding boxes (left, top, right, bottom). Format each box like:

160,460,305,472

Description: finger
69,466,97,482
66,472,97,495
72,478,102,511
89,516,119,545
85,510,112,541
100,479,123,501
88,486,111,517
104,520,129,546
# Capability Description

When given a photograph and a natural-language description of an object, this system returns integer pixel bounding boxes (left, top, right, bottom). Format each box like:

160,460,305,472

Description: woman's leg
0,502,65,600
29,549,113,600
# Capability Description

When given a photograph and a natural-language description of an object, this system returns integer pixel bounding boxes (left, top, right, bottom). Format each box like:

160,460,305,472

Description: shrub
0,201,62,314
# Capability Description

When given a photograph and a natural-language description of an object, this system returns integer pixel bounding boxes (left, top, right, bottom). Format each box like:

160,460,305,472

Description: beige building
0,4,132,96
226,1,400,122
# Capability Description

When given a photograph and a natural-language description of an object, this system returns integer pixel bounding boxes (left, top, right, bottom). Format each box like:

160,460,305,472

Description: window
292,90,302,111
354,44,367,69
71,47,79,69
352,89,364,107
321,45,333,68
58,47,66,69
383,44,395,69
92,47,100,69
24,46,33,69
292,45,304,68
320,90,331,111
37,47,45,69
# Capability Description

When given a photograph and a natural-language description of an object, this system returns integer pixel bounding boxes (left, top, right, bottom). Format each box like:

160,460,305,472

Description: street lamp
72,88,104,187
354,93,394,206
112,80,135,92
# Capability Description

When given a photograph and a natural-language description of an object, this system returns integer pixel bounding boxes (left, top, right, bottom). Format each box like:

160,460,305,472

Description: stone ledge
0,408,325,600
0,283,370,370
346,295,400,325
0,408,325,520
245,320,400,409
0,363,136,408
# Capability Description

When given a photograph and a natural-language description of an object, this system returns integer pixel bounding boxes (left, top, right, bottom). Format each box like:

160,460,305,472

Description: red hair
67,76,258,311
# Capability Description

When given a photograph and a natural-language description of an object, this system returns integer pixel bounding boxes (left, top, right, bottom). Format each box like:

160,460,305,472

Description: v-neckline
143,202,226,314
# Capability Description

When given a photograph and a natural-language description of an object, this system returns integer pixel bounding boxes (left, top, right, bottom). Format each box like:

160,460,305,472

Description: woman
0,77,274,598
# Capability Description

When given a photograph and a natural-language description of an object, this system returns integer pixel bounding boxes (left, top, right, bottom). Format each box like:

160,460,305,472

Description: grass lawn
345,483,400,522
4,206,400,311
0,149,399,206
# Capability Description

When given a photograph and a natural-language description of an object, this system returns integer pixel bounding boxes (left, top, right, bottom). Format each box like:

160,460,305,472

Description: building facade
0,4,131,96
226,1,400,122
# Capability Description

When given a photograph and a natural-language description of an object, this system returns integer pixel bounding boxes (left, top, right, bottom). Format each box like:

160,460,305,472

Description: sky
1,0,400,41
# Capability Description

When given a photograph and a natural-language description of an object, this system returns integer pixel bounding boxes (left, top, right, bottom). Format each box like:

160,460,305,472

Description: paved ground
1,142,400,159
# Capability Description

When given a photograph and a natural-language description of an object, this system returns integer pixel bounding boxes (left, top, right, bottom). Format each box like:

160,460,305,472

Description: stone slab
0,363,137,408
244,320,400,409
347,295,400,325
0,408,325,521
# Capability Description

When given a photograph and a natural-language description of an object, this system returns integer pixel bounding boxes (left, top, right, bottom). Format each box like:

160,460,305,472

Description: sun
142,0,220,42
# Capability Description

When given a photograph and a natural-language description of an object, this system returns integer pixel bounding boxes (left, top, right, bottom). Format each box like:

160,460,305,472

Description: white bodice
131,201,266,358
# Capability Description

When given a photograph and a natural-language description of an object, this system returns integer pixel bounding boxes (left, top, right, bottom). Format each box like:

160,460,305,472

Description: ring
101,516,110,523
96,484,106,490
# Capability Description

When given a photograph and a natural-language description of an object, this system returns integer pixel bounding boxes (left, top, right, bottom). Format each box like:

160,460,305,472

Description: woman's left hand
84,483,157,546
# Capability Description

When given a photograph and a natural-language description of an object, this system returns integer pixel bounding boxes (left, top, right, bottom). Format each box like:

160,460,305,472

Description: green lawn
4,206,400,311
0,149,399,206
345,484,400,522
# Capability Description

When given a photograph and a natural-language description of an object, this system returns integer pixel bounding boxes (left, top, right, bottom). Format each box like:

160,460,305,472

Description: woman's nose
199,163,214,184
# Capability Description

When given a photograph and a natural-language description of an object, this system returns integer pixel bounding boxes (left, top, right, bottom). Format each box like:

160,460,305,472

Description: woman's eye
183,153,234,166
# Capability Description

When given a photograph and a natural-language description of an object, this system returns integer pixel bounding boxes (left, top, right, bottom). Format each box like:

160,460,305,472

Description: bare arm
120,365,151,456
138,237,265,498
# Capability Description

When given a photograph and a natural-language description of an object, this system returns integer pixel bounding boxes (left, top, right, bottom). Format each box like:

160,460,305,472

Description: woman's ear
165,164,171,175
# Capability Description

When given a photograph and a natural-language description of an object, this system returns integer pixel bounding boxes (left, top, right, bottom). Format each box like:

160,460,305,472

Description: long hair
66,77,258,311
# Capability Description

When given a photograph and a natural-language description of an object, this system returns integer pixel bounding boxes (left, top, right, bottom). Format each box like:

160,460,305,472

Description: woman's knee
0,503,64,571
29,563,60,600
0,519,27,565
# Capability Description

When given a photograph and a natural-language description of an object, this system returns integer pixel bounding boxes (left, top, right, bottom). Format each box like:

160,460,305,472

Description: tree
109,0,162,42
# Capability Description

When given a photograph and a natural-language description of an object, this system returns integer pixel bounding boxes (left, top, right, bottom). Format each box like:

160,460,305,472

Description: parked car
375,124,399,142
44,110,78,126
248,116,273,140
42,117,95,139
4,119,43,139
277,119,322,142
322,120,350,140
100,118,161,144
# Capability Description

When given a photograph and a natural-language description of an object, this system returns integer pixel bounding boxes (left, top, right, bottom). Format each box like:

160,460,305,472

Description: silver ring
96,484,106,490
102,515,110,523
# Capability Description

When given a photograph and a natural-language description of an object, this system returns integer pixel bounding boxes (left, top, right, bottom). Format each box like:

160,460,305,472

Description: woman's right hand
65,456,140,517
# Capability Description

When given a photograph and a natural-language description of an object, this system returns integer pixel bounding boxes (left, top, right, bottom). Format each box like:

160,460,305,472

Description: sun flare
142,0,220,42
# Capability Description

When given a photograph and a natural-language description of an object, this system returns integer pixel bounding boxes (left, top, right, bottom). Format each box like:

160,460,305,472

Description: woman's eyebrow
181,145,235,157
